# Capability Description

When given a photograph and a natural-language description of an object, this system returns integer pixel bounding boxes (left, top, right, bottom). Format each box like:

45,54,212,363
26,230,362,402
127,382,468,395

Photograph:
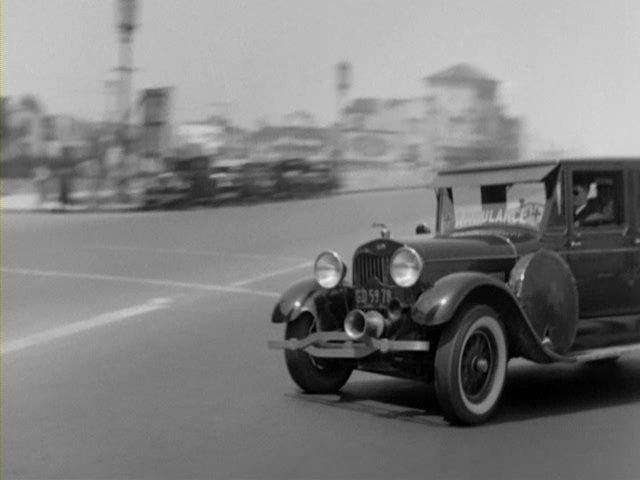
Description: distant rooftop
426,63,497,84
343,98,379,116
343,97,419,116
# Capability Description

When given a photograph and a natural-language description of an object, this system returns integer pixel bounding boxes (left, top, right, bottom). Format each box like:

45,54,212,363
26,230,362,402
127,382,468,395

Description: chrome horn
344,310,388,340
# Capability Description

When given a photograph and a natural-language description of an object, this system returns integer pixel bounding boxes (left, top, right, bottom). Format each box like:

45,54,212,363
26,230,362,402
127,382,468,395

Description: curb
1,184,430,214
0,198,143,214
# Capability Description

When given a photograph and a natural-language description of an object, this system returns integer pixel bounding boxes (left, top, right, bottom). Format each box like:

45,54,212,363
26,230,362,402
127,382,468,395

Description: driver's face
573,184,588,208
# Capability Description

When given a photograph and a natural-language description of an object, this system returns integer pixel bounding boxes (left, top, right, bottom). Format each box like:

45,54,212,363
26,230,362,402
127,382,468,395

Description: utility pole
335,61,351,161
115,0,139,200
104,78,119,124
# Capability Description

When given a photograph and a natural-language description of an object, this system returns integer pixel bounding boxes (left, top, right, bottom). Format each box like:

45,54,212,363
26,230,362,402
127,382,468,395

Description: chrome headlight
390,247,423,287
314,251,346,289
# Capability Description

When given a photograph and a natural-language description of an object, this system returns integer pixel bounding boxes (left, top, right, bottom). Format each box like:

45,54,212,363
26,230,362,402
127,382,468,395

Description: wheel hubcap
461,330,495,401
473,356,489,374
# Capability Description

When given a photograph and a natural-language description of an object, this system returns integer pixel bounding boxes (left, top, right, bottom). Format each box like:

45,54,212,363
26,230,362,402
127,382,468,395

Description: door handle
570,240,582,248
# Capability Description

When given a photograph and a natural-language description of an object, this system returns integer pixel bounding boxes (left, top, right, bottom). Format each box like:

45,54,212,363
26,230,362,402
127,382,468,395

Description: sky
3,0,640,156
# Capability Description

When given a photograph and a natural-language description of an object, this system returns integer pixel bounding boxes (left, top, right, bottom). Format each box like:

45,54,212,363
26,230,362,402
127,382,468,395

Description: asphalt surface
3,190,640,479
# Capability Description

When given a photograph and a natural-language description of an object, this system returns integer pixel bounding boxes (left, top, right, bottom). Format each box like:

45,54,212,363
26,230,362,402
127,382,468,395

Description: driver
573,182,601,226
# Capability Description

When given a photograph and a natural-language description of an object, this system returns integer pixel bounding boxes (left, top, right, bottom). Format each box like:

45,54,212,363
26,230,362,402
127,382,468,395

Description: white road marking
2,298,172,356
229,261,313,287
2,267,280,298
84,244,307,263
2,251,314,355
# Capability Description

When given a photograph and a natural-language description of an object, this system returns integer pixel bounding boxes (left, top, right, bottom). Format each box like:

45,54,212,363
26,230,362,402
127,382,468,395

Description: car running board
543,342,640,363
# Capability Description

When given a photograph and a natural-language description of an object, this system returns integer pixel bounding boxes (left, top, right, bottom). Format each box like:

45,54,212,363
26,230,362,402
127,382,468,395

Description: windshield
438,181,548,233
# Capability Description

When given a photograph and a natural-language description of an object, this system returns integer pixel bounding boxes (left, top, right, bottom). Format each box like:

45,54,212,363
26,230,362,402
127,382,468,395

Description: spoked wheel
434,304,508,425
284,314,353,394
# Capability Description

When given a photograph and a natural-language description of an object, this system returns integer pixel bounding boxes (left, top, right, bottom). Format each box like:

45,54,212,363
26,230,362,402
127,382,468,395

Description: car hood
354,229,540,284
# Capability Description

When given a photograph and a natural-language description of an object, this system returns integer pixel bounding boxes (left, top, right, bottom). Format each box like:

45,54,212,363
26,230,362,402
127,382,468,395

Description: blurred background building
2,96,47,163
424,63,522,170
340,97,425,166
337,63,522,174
1,63,523,184
249,125,331,163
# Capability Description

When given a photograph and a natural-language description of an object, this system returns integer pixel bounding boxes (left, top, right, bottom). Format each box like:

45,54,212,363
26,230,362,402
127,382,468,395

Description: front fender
412,272,511,326
411,271,559,363
271,279,354,330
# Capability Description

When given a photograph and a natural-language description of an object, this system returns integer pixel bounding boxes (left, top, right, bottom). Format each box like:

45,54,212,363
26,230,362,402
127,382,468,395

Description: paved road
3,191,640,479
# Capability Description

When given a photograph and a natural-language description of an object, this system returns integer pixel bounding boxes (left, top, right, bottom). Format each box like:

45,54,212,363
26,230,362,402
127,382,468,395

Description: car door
564,165,635,318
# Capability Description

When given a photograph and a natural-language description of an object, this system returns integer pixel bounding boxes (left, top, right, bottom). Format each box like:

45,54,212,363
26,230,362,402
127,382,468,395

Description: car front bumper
268,331,430,359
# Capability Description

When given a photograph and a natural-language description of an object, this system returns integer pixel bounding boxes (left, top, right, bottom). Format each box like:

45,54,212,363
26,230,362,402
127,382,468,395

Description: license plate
355,287,393,309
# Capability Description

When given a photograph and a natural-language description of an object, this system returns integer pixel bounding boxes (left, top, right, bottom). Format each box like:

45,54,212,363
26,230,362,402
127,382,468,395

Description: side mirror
415,223,431,235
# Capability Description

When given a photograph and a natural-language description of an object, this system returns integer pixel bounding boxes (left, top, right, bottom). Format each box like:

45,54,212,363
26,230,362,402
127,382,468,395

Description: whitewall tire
434,304,508,425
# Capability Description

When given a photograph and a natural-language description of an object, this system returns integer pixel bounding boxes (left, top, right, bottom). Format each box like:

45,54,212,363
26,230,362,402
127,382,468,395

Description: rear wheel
434,305,508,425
284,314,353,394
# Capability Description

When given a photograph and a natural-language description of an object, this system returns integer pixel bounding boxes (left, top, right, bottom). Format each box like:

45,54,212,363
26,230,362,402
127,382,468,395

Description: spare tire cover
508,250,578,354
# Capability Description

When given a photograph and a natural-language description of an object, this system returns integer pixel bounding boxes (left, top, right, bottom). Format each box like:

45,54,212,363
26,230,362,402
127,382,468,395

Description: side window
546,172,566,230
572,170,624,228
438,188,456,233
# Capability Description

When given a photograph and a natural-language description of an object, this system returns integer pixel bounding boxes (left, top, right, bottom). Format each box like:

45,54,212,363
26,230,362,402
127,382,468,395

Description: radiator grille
353,253,391,286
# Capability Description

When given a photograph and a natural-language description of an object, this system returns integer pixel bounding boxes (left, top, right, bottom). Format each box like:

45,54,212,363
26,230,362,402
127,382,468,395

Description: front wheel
434,304,508,425
284,314,353,394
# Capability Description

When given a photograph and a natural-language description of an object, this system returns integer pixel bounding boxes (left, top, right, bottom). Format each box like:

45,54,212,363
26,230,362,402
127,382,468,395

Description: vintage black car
273,158,311,199
170,155,215,205
143,155,216,208
272,158,340,199
304,159,340,195
269,158,640,425
142,171,192,209
208,158,249,203
241,160,279,202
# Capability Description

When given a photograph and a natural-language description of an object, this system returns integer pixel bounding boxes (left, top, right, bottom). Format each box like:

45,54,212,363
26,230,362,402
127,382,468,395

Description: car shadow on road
494,357,640,424
287,378,446,427
289,356,640,426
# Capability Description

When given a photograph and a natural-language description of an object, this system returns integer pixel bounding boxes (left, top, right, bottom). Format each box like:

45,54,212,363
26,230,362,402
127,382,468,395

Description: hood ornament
372,222,391,239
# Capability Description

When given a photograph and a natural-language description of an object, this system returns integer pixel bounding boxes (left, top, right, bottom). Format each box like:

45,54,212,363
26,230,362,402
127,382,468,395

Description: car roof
431,157,640,187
